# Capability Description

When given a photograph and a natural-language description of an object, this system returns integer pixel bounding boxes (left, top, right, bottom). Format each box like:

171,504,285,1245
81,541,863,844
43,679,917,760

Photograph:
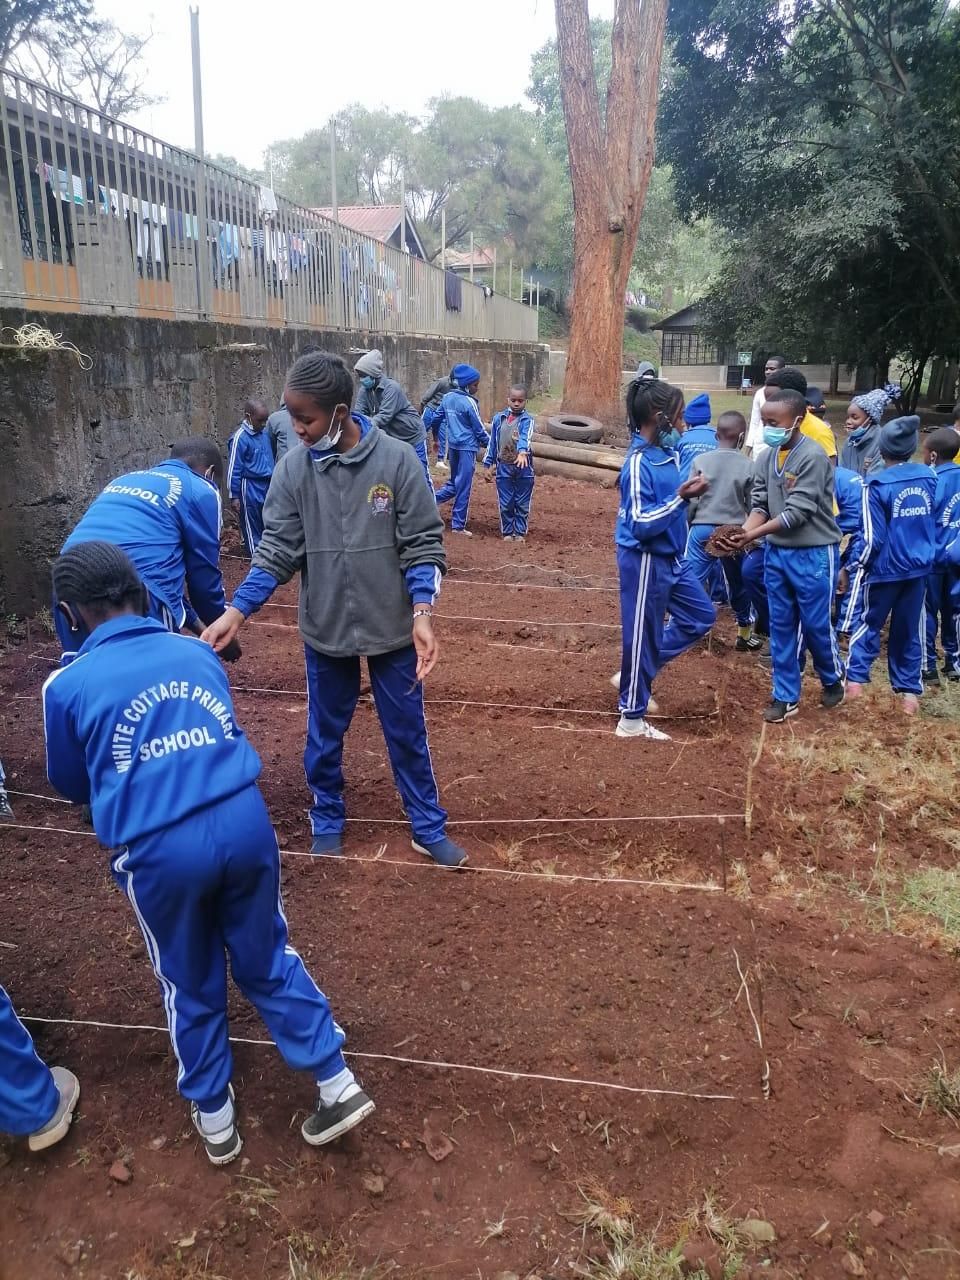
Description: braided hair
626,376,684,435
285,350,354,410
52,541,146,618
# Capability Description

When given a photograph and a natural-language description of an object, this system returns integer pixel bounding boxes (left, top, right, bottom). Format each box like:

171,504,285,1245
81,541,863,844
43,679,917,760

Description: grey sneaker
301,1086,375,1147
28,1067,80,1152
190,1084,241,1166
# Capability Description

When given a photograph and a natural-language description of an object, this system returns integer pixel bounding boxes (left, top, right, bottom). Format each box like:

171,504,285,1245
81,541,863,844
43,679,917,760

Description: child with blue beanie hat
845,414,935,713
677,393,716,483
434,365,490,535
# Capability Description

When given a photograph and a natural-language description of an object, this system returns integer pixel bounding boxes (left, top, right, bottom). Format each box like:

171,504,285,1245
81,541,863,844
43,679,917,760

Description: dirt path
2,473,959,1279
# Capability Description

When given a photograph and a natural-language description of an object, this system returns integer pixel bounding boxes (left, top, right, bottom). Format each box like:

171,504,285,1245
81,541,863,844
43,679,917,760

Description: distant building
311,203,427,260
444,245,495,275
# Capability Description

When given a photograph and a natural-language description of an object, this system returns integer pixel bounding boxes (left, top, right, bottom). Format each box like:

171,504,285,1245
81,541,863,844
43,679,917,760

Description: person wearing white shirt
746,354,787,458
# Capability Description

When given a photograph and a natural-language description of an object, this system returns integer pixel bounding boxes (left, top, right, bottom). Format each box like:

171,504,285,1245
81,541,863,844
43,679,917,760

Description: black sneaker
763,699,799,723
735,634,764,652
190,1085,241,1166
944,666,960,683
0,789,13,820
923,667,942,684
301,1086,375,1147
820,681,846,709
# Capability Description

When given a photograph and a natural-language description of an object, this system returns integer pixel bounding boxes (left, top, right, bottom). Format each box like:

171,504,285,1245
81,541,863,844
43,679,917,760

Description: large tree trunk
555,0,668,423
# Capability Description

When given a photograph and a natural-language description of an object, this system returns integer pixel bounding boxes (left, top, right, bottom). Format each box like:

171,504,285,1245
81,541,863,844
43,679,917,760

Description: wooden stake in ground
555,0,668,424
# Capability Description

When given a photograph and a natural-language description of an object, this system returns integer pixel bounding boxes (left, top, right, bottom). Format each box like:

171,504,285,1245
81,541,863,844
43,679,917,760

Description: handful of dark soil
704,524,747,558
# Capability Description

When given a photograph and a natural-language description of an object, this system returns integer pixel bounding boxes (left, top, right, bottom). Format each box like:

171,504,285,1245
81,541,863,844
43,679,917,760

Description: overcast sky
92,0,615,167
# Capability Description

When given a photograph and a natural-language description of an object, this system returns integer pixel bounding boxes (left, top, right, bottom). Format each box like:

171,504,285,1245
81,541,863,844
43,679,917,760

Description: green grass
901,869,960,943
916,1055,960,1120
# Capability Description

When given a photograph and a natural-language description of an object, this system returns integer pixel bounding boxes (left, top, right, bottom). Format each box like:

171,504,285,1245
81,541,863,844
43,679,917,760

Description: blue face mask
848,424,872,442
660,428,681,449
360,375,377,390
762,425,793,448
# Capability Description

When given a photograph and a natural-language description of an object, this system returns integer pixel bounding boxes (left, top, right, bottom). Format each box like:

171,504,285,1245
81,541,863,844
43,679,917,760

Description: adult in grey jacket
267,404,297,460
354,349,430,482
203,350,466,869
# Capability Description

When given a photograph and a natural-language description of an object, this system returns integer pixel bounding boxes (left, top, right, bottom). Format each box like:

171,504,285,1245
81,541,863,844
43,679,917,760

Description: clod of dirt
56,1241,82,1267
148,1136,167,1151
740,1218,776,1244
420,1121,454,1162
108,1160,131,1185
841,1251,867,1276
362,1173,386,1197
680,1235,723,1279
867,1209,886,1228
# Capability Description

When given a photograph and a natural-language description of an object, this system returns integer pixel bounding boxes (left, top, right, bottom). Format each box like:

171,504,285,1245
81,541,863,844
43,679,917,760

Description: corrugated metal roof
312,204,403,239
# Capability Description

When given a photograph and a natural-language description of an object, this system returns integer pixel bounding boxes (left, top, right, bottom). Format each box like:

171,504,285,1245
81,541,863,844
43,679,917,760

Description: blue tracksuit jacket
852,462,936,582
931,461,960,569
433,388,490,452
42,616,261,847
834,466,865,536
483,409,534,465
62,459,226,629
227,423,274,502
676,426,717,484
615,437,688,557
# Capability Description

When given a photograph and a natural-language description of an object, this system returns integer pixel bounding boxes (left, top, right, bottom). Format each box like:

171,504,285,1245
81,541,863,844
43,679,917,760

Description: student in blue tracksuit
922,429,960,682
845,416,935,714
44,541,375,1165
728,389,845,722
57,437,235,658
833,465,866,634
354,349,430,484
227,399,274,557
685,411,761,650
434,364,491,536
483,385,535,540
0,982,79,1152
615,376,715,742
0,757,11,819
202,350,467,869
676,394,717,484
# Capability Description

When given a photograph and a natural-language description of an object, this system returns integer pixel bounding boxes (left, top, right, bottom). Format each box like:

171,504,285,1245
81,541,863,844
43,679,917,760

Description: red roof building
311,203,427,259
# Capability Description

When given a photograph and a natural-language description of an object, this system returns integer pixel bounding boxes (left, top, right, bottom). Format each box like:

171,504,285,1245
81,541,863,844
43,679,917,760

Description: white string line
19,1015,744,1102
257,580,619,606
0,818,728,891
249,613,621,632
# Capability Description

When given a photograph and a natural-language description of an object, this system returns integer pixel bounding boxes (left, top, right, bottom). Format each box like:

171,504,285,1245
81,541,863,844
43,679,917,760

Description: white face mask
315,411,343,451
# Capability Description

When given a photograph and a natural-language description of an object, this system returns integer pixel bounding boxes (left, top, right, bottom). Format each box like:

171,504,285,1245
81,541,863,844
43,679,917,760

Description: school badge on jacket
368,483,394,516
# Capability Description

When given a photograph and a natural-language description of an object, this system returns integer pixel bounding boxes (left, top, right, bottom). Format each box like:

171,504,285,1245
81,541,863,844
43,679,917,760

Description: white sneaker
615,715,671,741
450,528,473,537
436,460,450,472
27,1067,80,1151
610,671,621,690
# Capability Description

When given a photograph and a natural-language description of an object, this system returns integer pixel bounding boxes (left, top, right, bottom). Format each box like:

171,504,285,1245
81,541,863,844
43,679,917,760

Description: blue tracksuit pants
423,407,447,462
111,784,347,1113
496,462,535,537
238,478,269,558
741,545,770,636
435,447,476,531
304,643,446,844
685,525,752,626
0,984,59,1136
617,548,715,716
847,577,927,695
925,571,959,673
413,439,432,488
764,543,844,704
836,543,865,634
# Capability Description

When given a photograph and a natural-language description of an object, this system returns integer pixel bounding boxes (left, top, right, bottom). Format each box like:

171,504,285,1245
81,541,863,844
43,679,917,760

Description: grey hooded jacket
251,423,445,657
354,375,426,446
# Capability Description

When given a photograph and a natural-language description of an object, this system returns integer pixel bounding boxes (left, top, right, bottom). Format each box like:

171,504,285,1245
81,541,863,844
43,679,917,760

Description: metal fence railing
0,68,538,344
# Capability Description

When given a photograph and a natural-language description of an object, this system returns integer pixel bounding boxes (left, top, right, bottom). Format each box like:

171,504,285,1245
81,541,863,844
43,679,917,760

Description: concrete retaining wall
0,307,548,613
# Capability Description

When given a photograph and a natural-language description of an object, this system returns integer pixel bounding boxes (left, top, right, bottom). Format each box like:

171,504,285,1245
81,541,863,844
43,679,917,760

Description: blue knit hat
683,393,711,427
879,414,919,460
453,363,480,388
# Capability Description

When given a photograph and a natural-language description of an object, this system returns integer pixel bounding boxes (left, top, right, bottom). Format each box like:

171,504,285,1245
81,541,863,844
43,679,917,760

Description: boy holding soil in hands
202,350,467,868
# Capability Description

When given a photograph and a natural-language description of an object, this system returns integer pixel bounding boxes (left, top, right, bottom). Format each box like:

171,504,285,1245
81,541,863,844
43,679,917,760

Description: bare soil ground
2,472,960,1280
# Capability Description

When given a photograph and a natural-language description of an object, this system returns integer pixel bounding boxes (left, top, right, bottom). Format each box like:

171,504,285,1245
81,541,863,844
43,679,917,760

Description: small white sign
738,351,752,365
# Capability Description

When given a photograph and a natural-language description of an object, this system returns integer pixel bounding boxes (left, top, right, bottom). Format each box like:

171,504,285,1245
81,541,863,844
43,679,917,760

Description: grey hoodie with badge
251,423,445,657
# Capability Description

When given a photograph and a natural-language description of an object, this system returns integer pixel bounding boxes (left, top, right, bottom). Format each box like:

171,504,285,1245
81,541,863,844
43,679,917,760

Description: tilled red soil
2,473,960,1280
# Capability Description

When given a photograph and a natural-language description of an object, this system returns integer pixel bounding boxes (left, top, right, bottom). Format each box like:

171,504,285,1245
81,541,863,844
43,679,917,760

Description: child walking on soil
483,385,535,541
203,351,467,868
227,399,274,557
922,428,960,683
685,410,762,651
44,541,374,1165
725,389,845,722
845,417,936,713
614,376,715,742
434,364,490,536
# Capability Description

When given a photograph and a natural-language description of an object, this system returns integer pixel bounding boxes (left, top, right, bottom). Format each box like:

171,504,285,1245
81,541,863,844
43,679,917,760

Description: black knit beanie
52,541,144,609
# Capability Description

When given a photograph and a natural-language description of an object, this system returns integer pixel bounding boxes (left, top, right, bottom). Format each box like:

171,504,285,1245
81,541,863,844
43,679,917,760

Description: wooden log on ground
532,438,626,470
534,457,620,488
